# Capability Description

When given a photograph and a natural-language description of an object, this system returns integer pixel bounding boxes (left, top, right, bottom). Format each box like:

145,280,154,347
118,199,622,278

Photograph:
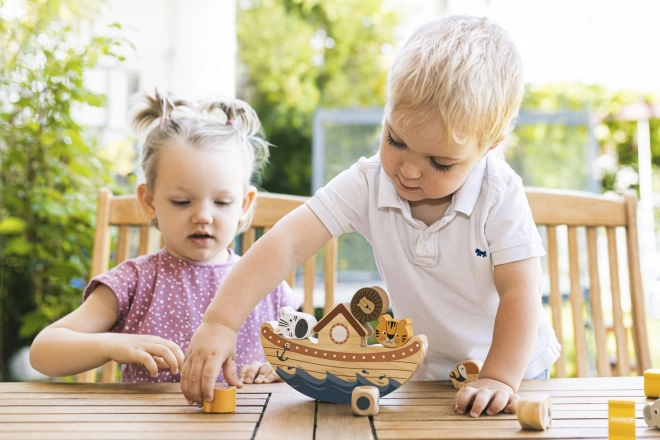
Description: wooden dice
351,386,379,416
202,383,236,413
645,369,660,398
517,394,552,431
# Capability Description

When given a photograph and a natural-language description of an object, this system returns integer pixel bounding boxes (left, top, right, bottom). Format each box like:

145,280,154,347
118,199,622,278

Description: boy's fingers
455,386,478,414
222,357,243,388
201,359,223,403
180,357,193,404
187,359,206,406
486,390,509,416
504,393,521,414
470,389,494,418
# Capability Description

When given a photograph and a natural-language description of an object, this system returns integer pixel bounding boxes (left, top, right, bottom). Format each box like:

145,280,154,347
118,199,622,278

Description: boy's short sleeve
306,159,371,238
82,261,138,330
485,176,546,266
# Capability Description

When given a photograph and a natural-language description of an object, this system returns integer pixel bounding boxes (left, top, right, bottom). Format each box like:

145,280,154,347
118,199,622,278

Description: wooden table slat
316,402,374,440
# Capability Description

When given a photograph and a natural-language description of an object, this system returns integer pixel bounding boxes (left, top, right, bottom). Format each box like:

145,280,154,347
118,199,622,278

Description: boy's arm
455,257,542,417
181,205,332,405
30,285,184,377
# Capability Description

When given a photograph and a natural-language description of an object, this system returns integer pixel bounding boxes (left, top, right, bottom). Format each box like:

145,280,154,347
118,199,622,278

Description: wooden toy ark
260,287,428,404
449,359,483,389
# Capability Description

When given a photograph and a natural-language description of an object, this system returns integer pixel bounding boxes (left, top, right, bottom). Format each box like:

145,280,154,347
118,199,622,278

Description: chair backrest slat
606,226,630,376
586,226,610,377
546,226,566,378
527,188,651,378
78,189,338,383
567,225,589,377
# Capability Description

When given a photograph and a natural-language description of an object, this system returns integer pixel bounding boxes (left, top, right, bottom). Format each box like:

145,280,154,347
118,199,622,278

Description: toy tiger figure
374,314,413,348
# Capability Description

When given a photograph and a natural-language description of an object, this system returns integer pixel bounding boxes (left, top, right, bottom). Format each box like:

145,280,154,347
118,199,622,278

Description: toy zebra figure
274,306,317,339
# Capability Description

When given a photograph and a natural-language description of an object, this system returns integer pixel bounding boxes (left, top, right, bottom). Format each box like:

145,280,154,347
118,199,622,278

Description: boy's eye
386,133,406,149
215,201,231,206
430,158,453,172
171,200,190,206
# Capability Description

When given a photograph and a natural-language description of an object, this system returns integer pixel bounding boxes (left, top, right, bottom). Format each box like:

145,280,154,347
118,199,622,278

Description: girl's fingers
239,364,248,381
180,356,193,404
148,344,180,375
136,352,159,378
264,371,280,383
187,358,207,407
242,361,262,384
254,374,265,384
153,356,168,369
160,339,185,370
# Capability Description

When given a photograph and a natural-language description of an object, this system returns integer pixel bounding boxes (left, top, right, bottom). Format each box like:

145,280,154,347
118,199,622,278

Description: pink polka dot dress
83,248,299,383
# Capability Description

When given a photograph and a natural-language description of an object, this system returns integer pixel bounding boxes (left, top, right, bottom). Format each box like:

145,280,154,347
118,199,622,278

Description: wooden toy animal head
350,286,389,322
449,359,483,389
644,399,660,428
274,306,317,339
374,314,413,348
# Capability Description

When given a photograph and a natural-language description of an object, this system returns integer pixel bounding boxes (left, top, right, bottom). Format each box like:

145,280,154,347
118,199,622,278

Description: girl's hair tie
226,119,234,126
160,115,170,124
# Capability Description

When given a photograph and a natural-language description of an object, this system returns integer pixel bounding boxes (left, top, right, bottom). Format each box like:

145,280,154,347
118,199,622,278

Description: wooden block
643,399,660,428
352,386,379,416
274,306,317,339
517,394,552,431
449,359,483,389
608,399,635,440
350,286,390,322
202,384,236,414
374,314,414,348
644,369,660,398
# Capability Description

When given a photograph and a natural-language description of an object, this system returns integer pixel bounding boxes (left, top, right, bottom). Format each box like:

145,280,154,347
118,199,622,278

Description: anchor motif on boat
260,286,428,404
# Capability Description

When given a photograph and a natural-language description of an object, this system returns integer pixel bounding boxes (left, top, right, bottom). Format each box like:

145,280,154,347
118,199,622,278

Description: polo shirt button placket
414,229,438,267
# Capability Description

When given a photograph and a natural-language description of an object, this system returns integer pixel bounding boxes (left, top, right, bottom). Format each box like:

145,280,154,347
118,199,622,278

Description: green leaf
4,236,32,256
19,311,51,338
69,159,93,177
0,217,27,234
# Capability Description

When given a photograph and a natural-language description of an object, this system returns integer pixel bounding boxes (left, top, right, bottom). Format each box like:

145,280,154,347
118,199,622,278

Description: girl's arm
30,285,184,377
181,205,332,405
454,257,542,417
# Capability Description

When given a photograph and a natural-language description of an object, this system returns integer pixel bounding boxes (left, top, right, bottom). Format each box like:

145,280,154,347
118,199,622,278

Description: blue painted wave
276,367,401,404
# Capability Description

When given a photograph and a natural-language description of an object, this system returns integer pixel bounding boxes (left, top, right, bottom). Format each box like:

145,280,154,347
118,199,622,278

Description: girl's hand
106,333,185,378
454,378,520,417
239,361,281,384
180,322,242,407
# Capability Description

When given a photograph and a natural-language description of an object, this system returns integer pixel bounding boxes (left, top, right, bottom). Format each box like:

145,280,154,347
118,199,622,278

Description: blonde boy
181,16,561,417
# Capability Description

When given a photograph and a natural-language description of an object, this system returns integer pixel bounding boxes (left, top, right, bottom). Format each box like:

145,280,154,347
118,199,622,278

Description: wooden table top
0,377,658,439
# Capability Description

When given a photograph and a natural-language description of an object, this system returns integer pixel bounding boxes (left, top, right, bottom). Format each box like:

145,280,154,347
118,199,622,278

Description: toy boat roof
313,303,367,336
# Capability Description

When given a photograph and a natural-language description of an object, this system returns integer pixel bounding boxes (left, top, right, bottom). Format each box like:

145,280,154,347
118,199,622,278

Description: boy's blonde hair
386,16,523,150
129,90,269,233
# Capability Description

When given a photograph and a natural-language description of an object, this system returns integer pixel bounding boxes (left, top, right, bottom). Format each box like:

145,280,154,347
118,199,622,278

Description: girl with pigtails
30,90,298,387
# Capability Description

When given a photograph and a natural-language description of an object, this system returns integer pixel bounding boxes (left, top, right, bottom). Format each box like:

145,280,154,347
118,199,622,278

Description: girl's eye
171,200,189,206
430,158,453,172
386,133,406,149
215,201,231,206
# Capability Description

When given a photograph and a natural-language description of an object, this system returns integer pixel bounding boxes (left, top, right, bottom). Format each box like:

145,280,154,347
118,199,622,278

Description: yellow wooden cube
202,383,236,414
644,369,660,399
608,400,635,440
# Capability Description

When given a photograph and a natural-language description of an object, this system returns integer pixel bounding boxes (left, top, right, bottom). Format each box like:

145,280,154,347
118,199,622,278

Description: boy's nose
400,162,421,180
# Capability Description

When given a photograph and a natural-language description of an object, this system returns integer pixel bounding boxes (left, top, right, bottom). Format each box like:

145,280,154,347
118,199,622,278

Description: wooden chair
526,188,651,377
76,188,337,382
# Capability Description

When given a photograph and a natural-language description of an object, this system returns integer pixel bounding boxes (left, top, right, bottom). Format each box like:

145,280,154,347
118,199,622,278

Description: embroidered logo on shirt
475,248,487,258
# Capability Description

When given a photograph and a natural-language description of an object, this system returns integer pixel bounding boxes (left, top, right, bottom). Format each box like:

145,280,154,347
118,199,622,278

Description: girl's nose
191,204,213,224
400,161,422,180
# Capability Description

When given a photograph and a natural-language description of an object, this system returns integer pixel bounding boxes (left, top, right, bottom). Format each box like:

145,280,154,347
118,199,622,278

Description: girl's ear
137,184,157,221
241,185,258,219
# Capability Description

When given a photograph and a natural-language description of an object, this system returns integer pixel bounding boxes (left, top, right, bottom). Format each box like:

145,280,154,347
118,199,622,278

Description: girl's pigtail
129,89,193,136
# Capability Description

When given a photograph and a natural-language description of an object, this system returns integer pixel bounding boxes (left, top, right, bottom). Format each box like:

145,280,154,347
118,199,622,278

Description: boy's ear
137,184,157,221
484,136,506,155
241,185,258,219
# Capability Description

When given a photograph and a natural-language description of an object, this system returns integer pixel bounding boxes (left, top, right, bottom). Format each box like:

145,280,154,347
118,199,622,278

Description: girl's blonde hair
129,90,269,233
386,16,524,150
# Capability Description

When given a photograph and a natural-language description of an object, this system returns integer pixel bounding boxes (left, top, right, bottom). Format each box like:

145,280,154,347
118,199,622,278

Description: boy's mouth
397,177,418,192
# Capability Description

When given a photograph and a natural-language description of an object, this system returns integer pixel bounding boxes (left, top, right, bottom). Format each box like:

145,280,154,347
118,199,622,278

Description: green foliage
0,0,122,378
237,0,397,195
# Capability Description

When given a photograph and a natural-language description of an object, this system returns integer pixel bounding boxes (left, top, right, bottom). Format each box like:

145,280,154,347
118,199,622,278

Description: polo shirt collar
376,153,488,216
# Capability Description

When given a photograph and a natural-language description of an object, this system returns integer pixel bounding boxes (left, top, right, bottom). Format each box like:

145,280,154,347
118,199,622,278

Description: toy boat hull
260,321,428,403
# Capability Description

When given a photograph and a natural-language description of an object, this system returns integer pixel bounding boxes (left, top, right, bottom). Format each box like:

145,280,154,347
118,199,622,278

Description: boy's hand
239,361,281,384
180,322,243,407
454,378,520,417
105,333,184,378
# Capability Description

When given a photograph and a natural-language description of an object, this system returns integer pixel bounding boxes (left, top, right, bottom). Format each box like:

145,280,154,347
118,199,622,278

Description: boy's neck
409,195,453,227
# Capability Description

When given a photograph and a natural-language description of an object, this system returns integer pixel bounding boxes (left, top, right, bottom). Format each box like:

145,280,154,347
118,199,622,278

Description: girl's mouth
189,233,214,245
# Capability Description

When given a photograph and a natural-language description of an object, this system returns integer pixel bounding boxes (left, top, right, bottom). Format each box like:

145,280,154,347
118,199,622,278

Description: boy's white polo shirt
306,153,561,380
